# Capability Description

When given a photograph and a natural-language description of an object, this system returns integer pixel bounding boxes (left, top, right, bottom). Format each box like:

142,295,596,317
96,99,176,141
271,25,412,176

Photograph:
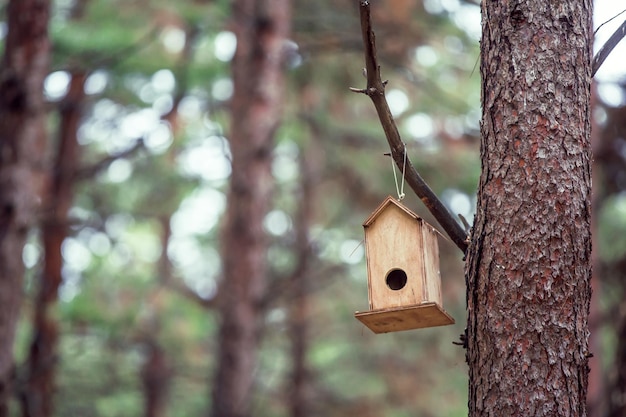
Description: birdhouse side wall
364,205,426,310
421,224,443,306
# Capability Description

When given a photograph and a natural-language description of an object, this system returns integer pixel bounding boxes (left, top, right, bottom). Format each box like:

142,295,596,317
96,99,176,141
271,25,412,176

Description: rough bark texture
466,1,593,416
0,0,50,414
21,72,86,417
209,1,290,416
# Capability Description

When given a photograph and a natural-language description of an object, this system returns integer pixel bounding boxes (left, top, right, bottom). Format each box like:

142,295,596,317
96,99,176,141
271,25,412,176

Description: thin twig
594,8,626,35
351,0,468,253
592,18,626,77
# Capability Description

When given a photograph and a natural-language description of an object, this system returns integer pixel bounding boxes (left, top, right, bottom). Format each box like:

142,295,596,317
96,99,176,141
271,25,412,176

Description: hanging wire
391,143,407,201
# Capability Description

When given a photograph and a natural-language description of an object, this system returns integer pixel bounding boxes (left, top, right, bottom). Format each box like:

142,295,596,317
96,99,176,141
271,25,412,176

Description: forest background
1,0,626,416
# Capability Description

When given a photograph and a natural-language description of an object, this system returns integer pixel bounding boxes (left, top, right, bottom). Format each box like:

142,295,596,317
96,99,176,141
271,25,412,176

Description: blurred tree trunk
0,0,51,414
288,271,309,417
141,340,172,417
465,1,592,416
606,314,626,417
596,96,626,417
287,149,316,417
210,1,290,417
587,82,602,417
21,72,86,417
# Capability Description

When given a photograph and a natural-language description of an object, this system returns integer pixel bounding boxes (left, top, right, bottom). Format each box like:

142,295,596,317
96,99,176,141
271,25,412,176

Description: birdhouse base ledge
355,302,454,334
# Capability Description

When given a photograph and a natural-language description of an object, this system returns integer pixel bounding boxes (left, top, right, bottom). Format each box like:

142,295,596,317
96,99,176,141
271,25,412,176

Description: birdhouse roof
363,195,422,227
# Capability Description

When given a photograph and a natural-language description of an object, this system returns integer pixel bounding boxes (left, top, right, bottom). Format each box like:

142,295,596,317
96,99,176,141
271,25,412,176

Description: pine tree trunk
287,151,316,417
210,1,290,416
0,0,50,414
21,72,86,417
466,1,593,416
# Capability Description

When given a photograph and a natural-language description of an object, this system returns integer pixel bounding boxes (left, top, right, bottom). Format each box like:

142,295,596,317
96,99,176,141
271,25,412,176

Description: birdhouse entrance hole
386,269,407,291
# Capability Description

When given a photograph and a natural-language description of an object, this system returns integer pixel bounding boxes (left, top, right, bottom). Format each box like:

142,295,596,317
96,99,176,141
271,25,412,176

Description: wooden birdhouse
355,196,454,333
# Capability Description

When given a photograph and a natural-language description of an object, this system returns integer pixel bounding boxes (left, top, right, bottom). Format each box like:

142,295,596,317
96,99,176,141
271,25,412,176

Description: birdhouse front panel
364,201,427,310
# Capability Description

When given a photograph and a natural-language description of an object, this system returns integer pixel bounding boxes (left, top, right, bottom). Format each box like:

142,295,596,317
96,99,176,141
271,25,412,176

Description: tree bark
466,1,593,416
21,71,86,417
0,0,50,414
209,1,290,417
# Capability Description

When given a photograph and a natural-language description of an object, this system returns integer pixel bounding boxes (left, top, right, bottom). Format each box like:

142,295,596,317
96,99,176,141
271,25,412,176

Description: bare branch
592,19,626,77
352,0,469,253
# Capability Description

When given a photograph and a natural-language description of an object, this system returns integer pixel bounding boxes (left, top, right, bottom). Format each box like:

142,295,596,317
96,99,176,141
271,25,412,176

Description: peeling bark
466,1,593,416
0,0,50,414
209,1,291,417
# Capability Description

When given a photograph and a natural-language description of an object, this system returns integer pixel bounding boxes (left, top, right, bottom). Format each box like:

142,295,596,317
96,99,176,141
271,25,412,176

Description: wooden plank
355,302,454,334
